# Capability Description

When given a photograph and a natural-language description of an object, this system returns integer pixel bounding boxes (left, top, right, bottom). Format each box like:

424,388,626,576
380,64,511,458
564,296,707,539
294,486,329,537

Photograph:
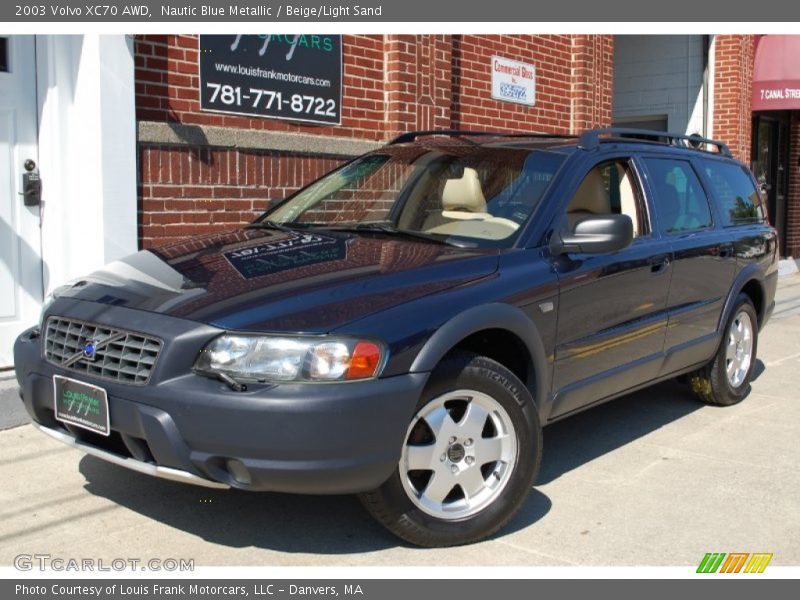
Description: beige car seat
567,164,640,235
423,168,518,239
617,164,640,236
567,167,610,229
440,168,491,219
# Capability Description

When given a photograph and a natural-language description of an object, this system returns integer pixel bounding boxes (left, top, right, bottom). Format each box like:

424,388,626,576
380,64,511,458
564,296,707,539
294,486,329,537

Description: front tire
360,352,541,547
688,294,758,406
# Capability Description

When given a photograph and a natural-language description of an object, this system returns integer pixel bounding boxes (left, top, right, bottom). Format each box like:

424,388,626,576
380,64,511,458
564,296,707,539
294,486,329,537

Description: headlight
194,335,385,383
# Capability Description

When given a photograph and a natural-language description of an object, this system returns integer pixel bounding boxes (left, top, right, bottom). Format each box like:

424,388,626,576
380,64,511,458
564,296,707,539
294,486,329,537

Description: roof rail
389,130,577,145
577,128,732,157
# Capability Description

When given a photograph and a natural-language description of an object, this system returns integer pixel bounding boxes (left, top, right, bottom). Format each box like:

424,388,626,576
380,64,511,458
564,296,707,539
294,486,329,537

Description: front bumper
13,301,428,494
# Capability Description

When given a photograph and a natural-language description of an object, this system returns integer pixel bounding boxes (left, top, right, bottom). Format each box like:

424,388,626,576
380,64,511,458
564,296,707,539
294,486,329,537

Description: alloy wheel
399,389,517,520
725,310,754,388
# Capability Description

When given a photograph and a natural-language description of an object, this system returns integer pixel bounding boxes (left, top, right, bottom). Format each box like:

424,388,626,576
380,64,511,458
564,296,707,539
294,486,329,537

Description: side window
702,161,766,226
643,158,713,234
564,159,646,237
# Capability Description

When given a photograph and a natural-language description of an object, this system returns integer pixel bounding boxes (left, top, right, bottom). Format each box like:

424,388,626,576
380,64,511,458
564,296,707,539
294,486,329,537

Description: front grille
44,317,162,385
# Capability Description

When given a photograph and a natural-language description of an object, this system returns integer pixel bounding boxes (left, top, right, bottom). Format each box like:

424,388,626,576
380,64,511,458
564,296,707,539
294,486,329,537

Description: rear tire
359,352,541,547
688,294,758,406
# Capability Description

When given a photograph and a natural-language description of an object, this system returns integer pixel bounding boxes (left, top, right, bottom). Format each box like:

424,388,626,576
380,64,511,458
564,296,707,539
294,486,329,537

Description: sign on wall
491,55,536,107
199,35,342,125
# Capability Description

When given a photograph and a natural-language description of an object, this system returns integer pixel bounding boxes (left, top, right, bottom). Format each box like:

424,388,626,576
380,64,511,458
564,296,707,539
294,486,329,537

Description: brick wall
570,35,615,133
135,34,615,248
385,35,453,134
713,35,755,163
138,146,344,246
786,113,800,258
451,35,573,132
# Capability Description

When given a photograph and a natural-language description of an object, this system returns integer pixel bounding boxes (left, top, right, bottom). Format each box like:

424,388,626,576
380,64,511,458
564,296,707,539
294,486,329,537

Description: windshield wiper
245,220,296,233
322,222,469,247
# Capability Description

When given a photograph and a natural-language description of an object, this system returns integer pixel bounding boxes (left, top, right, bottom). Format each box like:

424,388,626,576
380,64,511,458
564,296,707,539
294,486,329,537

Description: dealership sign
223,233,349,279
199,35,342,125
491,55,536,107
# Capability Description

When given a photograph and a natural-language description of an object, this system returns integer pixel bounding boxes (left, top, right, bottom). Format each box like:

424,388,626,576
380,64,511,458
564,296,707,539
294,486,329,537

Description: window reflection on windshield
267,145,566,247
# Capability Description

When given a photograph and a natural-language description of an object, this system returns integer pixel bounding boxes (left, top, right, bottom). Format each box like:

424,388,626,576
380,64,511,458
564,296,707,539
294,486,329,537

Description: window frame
557,155,653,240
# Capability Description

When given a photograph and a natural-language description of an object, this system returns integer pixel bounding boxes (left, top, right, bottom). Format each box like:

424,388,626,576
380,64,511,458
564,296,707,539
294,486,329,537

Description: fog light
225,459,251,485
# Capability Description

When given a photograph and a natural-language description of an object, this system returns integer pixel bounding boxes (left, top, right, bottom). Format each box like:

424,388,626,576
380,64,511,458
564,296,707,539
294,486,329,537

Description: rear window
702,162,766,226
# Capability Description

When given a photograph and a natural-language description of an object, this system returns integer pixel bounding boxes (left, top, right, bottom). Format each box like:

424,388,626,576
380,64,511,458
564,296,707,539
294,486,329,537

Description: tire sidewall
717,295,759,401
373,353,541,546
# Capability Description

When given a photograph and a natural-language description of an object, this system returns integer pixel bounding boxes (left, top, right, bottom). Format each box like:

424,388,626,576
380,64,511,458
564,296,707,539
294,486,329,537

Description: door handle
18,159,41,207
711,245,734,259
650,257,670,274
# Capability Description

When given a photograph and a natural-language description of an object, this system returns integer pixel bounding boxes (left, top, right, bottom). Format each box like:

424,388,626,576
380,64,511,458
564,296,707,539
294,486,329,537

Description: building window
612,115,669,132
0,38,9,73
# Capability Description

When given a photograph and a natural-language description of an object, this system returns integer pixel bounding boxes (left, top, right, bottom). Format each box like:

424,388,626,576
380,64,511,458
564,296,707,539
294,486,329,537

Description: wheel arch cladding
409,303,549,411
740,278,765,325
720,266,766,330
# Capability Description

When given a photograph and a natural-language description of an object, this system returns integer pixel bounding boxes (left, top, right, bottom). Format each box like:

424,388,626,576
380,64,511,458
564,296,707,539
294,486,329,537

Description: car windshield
262,144,566,247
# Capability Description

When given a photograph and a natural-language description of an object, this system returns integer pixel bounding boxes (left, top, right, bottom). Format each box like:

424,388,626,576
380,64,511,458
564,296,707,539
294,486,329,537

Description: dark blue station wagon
14,128,778,546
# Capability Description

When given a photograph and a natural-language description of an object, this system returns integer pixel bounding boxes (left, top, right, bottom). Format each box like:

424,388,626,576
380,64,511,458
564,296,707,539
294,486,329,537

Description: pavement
1,274,799,566
0,371,26,431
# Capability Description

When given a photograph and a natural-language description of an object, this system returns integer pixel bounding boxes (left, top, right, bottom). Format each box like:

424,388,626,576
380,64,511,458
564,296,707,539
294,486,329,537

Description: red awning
752,35,800,111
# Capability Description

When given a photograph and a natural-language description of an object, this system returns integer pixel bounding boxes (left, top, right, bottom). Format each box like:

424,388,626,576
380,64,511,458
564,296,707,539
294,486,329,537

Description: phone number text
206,83,338,118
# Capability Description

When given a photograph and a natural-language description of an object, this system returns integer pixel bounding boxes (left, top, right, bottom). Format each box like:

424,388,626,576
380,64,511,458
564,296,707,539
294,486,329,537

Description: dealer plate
53,375,110,436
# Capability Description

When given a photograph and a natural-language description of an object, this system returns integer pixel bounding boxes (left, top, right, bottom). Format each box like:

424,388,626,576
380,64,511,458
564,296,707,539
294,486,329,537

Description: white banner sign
491,55,536,107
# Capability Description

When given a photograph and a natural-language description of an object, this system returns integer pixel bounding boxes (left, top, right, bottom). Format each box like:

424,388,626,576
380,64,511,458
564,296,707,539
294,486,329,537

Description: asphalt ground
1,274,798,566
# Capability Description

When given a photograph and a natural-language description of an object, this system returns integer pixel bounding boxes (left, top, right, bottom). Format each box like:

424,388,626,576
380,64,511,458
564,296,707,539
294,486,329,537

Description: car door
639,155,736,375
549,155,673,419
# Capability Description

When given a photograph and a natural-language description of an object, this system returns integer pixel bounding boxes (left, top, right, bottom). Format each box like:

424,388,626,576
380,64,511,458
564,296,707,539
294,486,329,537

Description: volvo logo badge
82,340,99,361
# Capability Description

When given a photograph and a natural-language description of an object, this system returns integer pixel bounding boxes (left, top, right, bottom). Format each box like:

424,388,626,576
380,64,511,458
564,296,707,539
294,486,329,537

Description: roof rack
389,130,578,145
578,128,732,157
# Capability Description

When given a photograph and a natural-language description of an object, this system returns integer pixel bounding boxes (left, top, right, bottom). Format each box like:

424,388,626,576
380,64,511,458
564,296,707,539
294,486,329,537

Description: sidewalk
773,271,800,320
0,371,26,431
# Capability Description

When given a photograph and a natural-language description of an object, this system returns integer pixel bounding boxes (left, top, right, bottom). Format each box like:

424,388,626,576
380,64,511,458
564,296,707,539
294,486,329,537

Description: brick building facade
134,34,615,248
713,35,755,164
134,33,799,257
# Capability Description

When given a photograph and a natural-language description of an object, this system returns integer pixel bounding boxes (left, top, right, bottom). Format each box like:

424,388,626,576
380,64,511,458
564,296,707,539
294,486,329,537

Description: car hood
59,228,499,332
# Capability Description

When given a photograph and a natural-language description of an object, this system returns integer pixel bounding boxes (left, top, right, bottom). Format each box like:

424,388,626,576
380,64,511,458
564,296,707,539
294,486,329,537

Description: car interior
420,167,521,240
565,160,643,237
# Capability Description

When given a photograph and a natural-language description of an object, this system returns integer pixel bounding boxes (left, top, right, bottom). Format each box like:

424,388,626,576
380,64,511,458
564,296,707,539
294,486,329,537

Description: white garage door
0,35,43,367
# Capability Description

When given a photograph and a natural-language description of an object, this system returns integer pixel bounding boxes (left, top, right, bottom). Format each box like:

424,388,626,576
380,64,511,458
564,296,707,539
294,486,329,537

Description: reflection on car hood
59,228,499,332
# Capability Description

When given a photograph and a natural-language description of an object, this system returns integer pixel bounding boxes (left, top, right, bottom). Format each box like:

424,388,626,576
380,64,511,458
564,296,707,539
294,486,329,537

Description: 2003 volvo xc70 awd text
14,128,777,546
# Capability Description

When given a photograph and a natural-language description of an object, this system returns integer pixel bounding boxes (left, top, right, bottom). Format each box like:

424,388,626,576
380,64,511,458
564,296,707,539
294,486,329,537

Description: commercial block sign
199,34,342,125
491,55,536,107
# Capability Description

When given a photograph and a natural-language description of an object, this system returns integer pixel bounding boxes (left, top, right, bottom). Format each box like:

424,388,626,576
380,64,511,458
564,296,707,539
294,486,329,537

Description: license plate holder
53,375,110,436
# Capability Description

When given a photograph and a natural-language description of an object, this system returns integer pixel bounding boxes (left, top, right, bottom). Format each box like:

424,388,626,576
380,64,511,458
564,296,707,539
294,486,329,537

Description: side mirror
550,214,633,255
